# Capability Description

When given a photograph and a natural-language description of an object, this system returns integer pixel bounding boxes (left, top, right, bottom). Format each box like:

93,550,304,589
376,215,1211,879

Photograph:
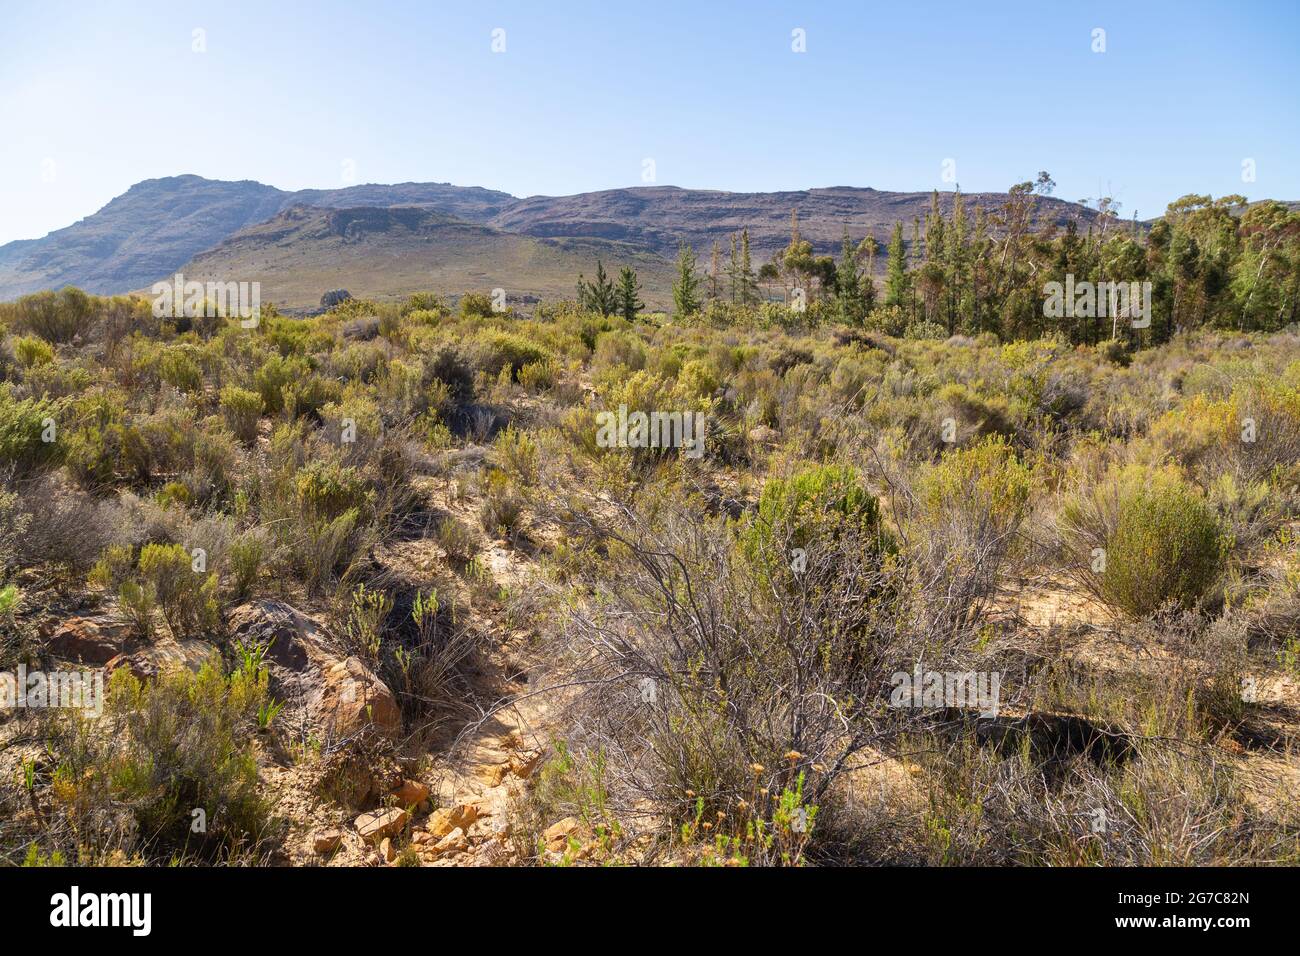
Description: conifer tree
884,222,910,308
836,227,865,323
576,260,617,316
615,266,644,322
672,243,702,317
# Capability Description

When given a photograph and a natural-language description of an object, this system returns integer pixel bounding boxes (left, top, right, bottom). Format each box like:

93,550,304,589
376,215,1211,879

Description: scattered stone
379,837,397,863
747,424,780,445
509,751,542,779
356,807,409,843
311,829,343,855
543,816,579,848
431,827,467,857
391,779,431,806
48,615,134,664
426,803,480,839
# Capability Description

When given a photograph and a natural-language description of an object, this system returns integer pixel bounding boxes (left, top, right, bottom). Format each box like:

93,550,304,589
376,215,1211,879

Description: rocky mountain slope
1,175,1109,303
176,204,677,310
0,176,515,300
487,185,1103,261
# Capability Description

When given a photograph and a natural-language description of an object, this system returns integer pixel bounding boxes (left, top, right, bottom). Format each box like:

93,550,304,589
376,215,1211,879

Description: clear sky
1,0,1297,245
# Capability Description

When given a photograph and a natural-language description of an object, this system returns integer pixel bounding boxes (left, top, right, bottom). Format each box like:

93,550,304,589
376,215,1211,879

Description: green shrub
475,331,551,381
137,542,220,636
294,460,371,520
427,346,476,405
436,516,479,562
0,391,62,473
11,288,95,343
42,661,275,862
1100,474,1225,616
220,385,262,444
283,373,342,420
743,464,891,581
12,336,54,368
254,354,311,413
158,349,203,393
460,291,496,318
228,529,267,601
479,470,524,537
917,435,1032,532
517,360,555,393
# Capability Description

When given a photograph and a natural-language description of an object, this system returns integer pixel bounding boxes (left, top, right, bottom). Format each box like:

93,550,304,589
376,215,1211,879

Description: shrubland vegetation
1,190,1299,866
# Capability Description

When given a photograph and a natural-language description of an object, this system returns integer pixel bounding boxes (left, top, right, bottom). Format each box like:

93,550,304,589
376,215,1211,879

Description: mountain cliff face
0,175,1104,302
175,204,678,310
486,185,1102,260
0,177,287,299
0,176,515,300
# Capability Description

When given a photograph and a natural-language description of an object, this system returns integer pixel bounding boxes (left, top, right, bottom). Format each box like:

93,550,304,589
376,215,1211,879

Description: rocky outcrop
47,615,135,664
104,639,220,681
227,600,401,738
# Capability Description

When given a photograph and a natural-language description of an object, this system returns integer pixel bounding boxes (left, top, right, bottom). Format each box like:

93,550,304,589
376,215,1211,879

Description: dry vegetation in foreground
0,284,1299,867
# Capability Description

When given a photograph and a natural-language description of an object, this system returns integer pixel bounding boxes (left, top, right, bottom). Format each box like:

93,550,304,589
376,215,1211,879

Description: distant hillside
0,176,515,300
173,205,677,311
0,177,287,300
487,185,1104,261
11,175,1282,306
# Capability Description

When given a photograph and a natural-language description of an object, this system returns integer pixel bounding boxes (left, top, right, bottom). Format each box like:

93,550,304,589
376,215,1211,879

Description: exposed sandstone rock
227,600,400,737
355,807,409,843
48,615,135,664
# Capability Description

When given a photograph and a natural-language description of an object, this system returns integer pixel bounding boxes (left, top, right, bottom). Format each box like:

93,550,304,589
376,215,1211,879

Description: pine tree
577,260,617,316
884,222,910,308
615,266,644,322
672,243,701,317
836,227,865,324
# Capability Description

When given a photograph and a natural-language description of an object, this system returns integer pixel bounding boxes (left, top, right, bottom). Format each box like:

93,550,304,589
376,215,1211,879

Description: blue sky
1,0,1297,245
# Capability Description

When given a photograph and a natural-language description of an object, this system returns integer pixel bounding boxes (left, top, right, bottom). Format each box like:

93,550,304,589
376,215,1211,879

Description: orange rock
355,807,409,843
311,829,343,855
509,751,542,779
391,779,431,805
543,816,579,847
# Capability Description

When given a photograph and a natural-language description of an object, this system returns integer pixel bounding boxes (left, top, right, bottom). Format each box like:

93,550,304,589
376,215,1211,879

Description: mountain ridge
5,174,1277,305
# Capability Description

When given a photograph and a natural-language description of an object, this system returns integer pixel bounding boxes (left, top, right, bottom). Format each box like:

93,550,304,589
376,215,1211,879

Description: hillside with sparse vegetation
1,183,1299,868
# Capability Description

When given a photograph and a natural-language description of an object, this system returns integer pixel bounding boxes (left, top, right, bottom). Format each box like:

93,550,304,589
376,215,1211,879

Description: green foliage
917,435,1032,530
158,348,203,393
13,335,54,368
615,266,644,322
744,464,890,573
459,291,496,318
137,542,220,636
294,460,371,520
1100,472,1225,616
0,390,61,473
672,243,702,317
576,260,618,317
220,385,263,444
44,663,276,862
436,516,479,563
9,287,95,343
